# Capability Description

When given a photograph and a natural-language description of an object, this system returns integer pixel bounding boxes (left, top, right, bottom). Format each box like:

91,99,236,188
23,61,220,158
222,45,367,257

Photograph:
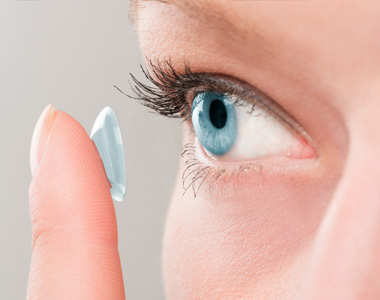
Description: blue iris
191,92,237,156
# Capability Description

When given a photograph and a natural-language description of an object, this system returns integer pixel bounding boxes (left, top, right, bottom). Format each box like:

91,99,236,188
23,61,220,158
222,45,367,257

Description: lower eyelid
194,135,317,175
180,136,318,197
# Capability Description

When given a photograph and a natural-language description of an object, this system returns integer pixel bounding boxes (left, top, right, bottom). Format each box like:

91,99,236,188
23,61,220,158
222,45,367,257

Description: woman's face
133,1,380,299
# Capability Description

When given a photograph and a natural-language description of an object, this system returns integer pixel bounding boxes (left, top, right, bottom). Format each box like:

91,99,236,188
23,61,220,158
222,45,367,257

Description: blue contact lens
191,92,237,156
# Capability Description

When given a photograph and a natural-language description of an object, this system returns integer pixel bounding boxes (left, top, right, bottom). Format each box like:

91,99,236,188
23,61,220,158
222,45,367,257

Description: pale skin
27,1,380,299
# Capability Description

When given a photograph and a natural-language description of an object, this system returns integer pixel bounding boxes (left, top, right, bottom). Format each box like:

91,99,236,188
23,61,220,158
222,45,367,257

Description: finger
27,105,125,300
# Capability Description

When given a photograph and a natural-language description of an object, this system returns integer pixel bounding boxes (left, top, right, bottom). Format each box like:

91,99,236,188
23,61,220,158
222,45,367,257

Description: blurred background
0,1,182,299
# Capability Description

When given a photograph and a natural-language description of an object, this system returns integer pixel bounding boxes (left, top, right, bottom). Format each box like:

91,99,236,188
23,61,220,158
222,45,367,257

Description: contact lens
90,107,126,202
191,92,237,156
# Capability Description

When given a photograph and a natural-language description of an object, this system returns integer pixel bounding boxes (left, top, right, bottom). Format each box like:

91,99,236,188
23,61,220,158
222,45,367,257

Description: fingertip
29,108,116,247
30,104,56,176
27,108,124,299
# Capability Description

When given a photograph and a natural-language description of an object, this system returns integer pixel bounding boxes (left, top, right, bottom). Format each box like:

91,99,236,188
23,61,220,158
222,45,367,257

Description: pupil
209,99,227,129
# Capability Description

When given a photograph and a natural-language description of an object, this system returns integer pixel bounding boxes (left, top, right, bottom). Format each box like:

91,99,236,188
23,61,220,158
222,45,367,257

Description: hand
27,105,125,299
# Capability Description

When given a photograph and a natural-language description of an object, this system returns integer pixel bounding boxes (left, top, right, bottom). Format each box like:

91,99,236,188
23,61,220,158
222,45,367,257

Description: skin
28,106,124,299
27,1,380,299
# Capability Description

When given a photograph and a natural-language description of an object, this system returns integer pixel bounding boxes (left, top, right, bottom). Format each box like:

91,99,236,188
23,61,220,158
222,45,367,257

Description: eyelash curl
122,59,200,121
115,59,263,197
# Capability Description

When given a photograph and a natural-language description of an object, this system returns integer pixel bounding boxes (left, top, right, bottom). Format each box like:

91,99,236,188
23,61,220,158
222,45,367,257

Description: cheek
162,160,338,300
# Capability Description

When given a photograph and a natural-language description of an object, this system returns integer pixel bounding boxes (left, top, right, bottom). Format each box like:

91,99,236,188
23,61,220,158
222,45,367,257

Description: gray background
0,2,181,299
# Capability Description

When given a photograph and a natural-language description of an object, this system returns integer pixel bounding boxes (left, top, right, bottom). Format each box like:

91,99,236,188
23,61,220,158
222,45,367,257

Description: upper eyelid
181,73,306,138
127,59,310,141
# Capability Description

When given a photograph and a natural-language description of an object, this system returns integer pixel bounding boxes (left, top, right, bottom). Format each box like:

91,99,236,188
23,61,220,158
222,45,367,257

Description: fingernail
91,107,126,202
30,104,56,176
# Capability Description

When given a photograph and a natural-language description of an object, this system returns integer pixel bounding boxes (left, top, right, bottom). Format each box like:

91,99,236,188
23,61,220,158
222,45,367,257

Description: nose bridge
302,110,380,299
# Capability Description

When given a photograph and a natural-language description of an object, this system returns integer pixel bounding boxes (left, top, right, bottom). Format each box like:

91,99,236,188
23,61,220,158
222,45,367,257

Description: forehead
130,0,257,33
134,1,380,112
133,1,380,63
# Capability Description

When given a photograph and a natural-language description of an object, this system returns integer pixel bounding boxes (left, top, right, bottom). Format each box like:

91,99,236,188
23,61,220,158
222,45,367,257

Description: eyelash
180,142,264,197
116,59,284,197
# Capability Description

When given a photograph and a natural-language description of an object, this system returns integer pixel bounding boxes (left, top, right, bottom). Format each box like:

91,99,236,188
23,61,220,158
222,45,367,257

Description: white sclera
217,105,308,161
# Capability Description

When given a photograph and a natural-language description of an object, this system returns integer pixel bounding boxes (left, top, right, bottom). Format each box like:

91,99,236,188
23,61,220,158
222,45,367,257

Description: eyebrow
129,0,266,46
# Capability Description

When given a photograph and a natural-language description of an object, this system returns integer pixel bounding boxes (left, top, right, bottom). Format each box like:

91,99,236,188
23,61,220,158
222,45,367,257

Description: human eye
125,59,316,193
190,89,315,161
